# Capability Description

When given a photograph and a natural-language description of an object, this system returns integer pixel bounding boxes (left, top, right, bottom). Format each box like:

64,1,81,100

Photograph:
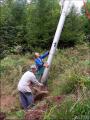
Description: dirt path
1,95,16,111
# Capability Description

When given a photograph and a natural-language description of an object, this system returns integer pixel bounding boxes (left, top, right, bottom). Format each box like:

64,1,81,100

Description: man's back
18,71,35,92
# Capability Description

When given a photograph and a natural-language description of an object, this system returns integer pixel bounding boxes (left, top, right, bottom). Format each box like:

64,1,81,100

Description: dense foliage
0,0,90,58
60,6,85,47
82,2,90,41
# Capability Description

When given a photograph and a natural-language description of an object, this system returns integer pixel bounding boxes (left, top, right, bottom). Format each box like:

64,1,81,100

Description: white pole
41,0,71,83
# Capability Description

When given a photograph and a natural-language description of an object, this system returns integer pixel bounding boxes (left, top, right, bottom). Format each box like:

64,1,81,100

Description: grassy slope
0,43,90,119
45,43,90,120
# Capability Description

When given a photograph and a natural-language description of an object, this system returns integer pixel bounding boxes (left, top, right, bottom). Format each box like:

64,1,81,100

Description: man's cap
30,64,37,69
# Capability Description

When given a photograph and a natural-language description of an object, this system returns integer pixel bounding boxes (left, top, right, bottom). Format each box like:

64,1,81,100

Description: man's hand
39,83,43,87
44,63,49,68
38,83,44,90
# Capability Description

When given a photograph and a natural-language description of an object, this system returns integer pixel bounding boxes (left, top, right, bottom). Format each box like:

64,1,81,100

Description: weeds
0,43,90,119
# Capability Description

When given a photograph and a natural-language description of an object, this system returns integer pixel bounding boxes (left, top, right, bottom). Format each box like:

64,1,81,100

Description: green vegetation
44,43,90,120
44,98,90,120
0,0,90,119
0,0,90,59
1,43,90,119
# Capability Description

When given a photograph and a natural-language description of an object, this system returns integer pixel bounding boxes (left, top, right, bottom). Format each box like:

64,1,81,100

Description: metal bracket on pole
41,0,71,83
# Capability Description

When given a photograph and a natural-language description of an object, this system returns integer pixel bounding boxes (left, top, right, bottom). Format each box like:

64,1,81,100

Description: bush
44,98,90,120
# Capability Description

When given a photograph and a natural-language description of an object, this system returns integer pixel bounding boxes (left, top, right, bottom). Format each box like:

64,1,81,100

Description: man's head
30,65,37,73
35,52,40,58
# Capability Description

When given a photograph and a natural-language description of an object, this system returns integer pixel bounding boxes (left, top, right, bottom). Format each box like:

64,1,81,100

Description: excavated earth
25,95,63,120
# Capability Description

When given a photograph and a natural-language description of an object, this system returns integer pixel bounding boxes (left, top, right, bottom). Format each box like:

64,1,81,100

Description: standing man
34,51,49,82
18,65,43,110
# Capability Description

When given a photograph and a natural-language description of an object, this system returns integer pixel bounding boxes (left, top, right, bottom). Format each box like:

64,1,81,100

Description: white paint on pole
41,0,71,83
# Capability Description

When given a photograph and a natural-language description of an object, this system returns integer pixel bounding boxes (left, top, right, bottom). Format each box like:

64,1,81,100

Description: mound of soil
25,103,48,120
25,109,44,120
34,91,48,101
25,95,63,120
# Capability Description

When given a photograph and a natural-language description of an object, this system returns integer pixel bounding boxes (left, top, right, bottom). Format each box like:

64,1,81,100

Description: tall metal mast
41,0,71,83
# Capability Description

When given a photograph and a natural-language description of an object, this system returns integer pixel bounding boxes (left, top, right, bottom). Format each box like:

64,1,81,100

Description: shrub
44,98,90,120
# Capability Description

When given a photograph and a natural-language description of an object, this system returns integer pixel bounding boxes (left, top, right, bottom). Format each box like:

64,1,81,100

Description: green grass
48,43,90,95
0,43,90,119
44,43,90,120
6,110,25,120
44,98,90,120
